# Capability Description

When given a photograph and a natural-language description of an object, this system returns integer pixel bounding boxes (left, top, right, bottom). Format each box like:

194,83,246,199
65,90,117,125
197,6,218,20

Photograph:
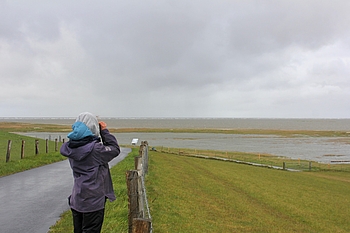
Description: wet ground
0,147,131,233
19,132,350,163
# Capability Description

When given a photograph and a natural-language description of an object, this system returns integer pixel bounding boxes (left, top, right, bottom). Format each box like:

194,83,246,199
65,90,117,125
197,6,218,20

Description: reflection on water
18,132,350,164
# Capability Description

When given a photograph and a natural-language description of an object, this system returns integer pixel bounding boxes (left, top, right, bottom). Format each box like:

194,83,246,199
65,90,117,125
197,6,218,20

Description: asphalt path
0,147,131,233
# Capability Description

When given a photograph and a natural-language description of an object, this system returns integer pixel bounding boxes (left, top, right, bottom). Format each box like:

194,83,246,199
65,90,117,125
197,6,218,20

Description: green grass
0,130,65,177
49,147,140,233
0,122,71,132
50,149,350,232
147,151,350,232
157,146,350,172
111,127,350,137
2,121,350,137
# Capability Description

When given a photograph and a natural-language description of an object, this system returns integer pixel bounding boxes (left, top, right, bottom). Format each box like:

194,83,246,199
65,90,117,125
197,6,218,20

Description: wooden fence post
309,161,312,171
134,156,145,219
132,218,152,233
46,139,49,153
55,139,58,152
283,162,286,170
35,140,39,155
21,140,25,159
135,156,142,173
126,170,140,233
143,142,149,174
139,143,144,157
6,140,12,163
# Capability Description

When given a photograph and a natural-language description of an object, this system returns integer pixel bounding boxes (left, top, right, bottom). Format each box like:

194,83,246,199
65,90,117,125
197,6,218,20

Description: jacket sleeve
94,128,121,164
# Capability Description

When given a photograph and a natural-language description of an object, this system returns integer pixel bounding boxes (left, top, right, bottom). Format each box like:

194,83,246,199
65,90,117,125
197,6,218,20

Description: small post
135,156,142,174
132,218,152,233
309,161,312,171
46,139,49,153
126,170,140,233
21,140,25,159
35,140,39,155
143,142,149,174
135,160,145,218
6,140,12,163
283,162,286,170
55,139,58,152
139,143,144,157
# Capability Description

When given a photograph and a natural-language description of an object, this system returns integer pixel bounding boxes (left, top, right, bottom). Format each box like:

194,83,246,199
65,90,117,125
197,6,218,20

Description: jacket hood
67,112,100,140
60,142,95,161
67,122,94,140
75,112,100,137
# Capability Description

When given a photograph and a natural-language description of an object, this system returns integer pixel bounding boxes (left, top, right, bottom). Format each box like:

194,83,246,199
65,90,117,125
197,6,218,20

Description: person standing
60,112,120,233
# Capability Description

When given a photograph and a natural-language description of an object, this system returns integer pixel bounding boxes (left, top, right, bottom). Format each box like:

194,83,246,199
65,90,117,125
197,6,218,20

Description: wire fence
155,146,350,172
1,137,64,163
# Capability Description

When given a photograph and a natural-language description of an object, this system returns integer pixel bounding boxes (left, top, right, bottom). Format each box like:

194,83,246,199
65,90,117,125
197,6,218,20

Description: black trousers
71,208,105,233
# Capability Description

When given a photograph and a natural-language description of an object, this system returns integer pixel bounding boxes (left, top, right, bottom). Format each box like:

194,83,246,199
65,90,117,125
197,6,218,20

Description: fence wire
138,143,153,232
141,175,152,220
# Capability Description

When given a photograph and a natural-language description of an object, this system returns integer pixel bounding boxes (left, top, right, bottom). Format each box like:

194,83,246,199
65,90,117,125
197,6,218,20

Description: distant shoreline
1,117,350,131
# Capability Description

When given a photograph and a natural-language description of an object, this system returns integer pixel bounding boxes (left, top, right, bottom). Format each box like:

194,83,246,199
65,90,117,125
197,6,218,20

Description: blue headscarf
67,121,94,140
67,112,100,140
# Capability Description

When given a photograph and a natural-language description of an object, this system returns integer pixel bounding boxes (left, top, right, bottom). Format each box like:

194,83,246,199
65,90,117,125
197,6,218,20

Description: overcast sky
1,0,349,118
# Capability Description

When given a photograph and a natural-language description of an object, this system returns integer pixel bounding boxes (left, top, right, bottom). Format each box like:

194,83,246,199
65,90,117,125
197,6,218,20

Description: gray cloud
0,0,349,117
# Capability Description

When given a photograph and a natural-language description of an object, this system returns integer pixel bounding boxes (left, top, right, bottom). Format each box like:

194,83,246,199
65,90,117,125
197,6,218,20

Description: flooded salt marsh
4,117,350,131
9,117,350,164
19,132,350,164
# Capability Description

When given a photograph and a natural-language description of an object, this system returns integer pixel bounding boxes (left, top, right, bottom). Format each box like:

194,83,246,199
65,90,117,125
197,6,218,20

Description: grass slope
0,131,65,177
147,151,350,232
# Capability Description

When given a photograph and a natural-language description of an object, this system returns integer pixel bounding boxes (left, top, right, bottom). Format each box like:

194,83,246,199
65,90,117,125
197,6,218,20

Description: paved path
0,147,131,233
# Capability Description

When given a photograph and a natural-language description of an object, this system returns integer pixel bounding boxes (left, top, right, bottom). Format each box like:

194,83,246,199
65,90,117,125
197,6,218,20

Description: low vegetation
111,127,350,137
147,151,350,232
49,149,350,232
0,130,65,177
0,122,71,133
156,147,350,172
1,121,350,137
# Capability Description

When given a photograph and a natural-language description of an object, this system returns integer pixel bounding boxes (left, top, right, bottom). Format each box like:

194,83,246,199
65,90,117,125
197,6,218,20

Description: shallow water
19,132,350,164
8,117,350,163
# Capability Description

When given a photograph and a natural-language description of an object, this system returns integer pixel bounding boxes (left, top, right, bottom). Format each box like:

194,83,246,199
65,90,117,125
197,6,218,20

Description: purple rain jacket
60,128,120,213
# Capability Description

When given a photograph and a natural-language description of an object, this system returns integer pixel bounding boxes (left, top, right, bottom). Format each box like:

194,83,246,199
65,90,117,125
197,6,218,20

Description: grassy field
2,121,350,137
0,130,65,177
111,127,350,137
49,149,350,232
147,151,350,232
157,147,350,172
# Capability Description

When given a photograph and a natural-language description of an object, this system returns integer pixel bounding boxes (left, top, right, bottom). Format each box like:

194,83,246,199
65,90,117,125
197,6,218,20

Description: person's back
60,112,120,233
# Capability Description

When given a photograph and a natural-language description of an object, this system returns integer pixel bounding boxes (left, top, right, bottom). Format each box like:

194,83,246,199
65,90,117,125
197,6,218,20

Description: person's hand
99,121,107,131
